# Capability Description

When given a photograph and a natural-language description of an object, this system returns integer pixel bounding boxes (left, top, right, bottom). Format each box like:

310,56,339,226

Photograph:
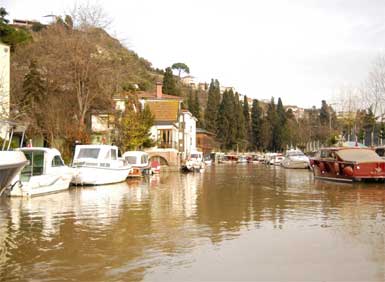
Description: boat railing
0,120,27,151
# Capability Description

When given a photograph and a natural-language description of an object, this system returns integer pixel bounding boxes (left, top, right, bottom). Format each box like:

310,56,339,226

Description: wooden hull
312,160,385,182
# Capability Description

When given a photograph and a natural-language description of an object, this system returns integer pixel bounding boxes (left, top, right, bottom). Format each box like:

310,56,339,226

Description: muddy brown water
1,165,385,281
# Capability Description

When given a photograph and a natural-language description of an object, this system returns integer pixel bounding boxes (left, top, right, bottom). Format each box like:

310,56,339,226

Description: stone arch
149,155,169,166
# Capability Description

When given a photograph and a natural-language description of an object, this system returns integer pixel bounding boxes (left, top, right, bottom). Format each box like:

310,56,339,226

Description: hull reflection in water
0,167,385,281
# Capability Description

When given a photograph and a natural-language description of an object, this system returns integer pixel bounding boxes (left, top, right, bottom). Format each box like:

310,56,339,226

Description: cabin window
141,154,148,164
52,156,64,167
125,156,137,164
320,151,329,158
111,149,117,160
78,148,100,159
20,151,45,181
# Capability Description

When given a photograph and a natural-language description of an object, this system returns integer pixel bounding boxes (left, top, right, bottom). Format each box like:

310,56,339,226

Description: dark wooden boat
310,147,385,182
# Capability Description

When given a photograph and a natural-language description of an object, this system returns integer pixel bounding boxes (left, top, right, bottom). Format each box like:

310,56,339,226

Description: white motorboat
8,147,73,197
72,144,132,185
122,151,152,177
181,150,205,172
0,121,29,196
237,155,248,164
281,149,310,169
268,154,285,165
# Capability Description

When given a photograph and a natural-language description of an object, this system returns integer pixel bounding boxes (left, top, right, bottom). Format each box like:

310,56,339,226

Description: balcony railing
157,141,178,149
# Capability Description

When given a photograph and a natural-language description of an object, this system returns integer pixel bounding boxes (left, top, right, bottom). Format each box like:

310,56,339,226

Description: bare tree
68,1,113,30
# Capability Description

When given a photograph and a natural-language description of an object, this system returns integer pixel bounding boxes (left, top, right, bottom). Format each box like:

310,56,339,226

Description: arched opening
149,155,168,166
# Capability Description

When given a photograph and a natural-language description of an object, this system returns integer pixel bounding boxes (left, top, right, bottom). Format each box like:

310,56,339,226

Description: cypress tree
276,97,287,150
235,93,246,149
251,99,262,150
193,91,201,126
204,79,221,133
243,95,251,146
319,100,330,126
266,97,278,151
162,67,177,96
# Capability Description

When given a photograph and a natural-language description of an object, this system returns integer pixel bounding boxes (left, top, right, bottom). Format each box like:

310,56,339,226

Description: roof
336,148,384,163
136,91,183,100
196,128,216,136
147,100,180,122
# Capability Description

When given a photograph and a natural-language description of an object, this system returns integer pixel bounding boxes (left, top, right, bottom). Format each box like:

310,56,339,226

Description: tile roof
136,91,183,100
147,100,180,122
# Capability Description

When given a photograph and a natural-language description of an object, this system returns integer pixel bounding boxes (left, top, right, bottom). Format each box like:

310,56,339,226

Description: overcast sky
3,0,385,107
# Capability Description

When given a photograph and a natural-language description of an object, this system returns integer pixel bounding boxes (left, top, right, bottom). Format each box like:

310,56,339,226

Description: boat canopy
336,149,384,163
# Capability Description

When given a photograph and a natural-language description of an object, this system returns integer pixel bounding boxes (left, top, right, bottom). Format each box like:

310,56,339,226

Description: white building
179,110,197,158
0,43,10,138
0,43,10,119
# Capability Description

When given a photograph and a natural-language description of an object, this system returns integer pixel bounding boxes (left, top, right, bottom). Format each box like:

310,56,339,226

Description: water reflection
0,165,384,281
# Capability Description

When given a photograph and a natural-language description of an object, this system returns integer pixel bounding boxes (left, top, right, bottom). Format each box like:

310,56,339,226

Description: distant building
220,86,235,94
11,19,42,29
196,128,218,155
285,105,305,120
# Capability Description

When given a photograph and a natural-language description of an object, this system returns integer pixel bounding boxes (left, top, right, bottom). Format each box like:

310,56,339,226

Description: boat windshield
191,154,200,159
125,156,137,164
287,152,304,157
77,148,100,159
336,149,384,163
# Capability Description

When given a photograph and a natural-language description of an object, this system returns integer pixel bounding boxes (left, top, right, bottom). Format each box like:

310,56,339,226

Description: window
125,156,137,164
111,149,117,160
141,154,148,164
78,148,100,159
52,155,64,167
20,150,45,181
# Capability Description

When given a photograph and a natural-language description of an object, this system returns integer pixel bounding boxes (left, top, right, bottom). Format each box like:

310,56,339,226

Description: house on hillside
138,82,198,166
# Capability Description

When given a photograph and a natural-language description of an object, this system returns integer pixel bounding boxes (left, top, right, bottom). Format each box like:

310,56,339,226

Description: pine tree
251,99,262,150
162,67,177,96
204,79,221,133
319,100,330,126
22,60,46,115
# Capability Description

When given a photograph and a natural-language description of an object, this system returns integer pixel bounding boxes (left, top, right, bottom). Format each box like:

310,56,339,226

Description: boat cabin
311,147,385,181
73,145,124,168
19,148,66,181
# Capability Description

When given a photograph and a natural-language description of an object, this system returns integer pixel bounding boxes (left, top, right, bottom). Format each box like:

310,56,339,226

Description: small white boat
181,150,205,172
122,151,152,177
237,155,248,164
204,155,212,166
268,154,285,165
0,121,29,196
72,145,132,185
8,147,73,197
281,149,310,169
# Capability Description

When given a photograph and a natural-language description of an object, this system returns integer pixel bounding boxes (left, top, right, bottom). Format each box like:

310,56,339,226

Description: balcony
157,141,178,149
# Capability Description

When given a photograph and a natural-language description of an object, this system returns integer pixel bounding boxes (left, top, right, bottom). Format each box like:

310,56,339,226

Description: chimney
156,82,162,98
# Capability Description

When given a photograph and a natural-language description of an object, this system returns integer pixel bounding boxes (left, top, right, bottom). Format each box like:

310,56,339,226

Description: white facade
0,43,10,119
0,43,10,139
179,111,197,158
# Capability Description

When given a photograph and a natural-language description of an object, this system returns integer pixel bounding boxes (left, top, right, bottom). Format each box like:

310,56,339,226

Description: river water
0,164,385,281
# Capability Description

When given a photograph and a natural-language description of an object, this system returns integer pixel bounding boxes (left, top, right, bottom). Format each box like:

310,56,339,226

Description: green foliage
251,99,262,150
115,103,154,151
171,62,190,77
204,79,221,133
379,123,385,140
234,93,246,149
319,100,330,126
187,89,201,125
216,90,238,150
162,67,178,96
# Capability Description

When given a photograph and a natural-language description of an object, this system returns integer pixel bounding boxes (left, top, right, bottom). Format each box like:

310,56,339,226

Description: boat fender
333,162,340,174
343,166,354,177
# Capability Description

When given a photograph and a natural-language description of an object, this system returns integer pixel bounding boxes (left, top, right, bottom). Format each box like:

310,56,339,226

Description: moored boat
282,149,310,169
122,151,152,177
72,145,132,185
311,147,385,182
8,147,73,197
181,150,205,172
0,121,28,196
